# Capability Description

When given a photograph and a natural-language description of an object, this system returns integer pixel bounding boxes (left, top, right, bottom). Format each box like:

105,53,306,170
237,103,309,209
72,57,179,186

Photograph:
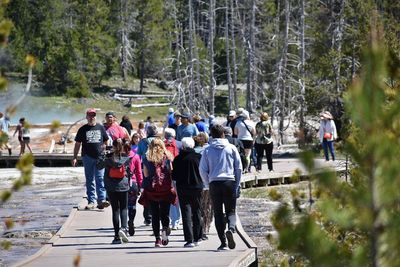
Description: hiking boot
226,229,236,249
85,203,96,210
155,238,162,247
128,220,135,236
184,242,195,248
217,244,229,251
161,227,170,246
111,236,122,244
118,228,129,243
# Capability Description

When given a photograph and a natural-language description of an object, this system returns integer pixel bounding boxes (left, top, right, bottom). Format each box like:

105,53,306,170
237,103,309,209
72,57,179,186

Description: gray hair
181,137,195,149
146,124,158,136
164,128,176,139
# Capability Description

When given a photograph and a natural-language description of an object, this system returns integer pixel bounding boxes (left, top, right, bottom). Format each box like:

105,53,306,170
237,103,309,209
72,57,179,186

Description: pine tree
272,16,400,267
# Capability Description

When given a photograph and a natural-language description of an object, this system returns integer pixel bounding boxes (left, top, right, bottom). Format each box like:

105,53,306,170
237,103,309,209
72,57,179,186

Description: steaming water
0,83,84,124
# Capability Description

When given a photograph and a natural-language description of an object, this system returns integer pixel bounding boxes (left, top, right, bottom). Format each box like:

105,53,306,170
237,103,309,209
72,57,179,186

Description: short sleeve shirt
75,123,109,159
176,124,199,141
236,120,255,141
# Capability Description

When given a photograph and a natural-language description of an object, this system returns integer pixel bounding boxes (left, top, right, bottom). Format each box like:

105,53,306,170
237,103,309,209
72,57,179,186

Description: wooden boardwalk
6,155,346,267
12,199,257,267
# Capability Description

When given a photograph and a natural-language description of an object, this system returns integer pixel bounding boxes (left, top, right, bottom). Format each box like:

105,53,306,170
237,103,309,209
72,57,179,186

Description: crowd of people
1,106,338,250
70,107,281,251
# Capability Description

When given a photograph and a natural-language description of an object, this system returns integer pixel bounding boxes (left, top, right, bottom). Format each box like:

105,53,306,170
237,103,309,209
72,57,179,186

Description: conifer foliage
272,17,400,267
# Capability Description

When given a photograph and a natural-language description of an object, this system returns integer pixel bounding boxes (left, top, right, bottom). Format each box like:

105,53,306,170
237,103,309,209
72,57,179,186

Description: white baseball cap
229,110,236,117
168,107,174,113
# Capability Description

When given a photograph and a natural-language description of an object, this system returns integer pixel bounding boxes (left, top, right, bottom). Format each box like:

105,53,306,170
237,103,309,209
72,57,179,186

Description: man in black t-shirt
72,108,110,210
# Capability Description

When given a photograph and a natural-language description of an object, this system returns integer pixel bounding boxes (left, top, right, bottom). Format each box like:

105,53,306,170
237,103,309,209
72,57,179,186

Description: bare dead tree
225,0,234,111
118,0,135,82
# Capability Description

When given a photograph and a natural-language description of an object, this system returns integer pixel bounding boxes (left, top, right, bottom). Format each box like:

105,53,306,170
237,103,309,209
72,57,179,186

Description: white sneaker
118,229,129,243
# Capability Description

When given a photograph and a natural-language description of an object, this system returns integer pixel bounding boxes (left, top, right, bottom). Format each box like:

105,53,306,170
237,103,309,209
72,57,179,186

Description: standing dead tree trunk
225,0,234,111
276,0,290,145
298,0,307,146
230,0,238,110
118,0,134,83
207,0,216,115
246,0,257,113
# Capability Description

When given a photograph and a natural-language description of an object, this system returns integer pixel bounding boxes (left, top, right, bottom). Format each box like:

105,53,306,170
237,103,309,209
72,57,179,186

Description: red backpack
143,159,172,192
108,158,131,179
164,139,179,159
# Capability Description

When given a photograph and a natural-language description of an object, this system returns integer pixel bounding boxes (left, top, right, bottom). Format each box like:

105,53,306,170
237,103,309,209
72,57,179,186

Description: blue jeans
170,181,181,227
82,155,106,204
322,139,335,161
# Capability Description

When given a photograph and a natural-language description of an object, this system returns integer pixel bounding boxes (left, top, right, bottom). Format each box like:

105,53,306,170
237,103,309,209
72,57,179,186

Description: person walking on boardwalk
0,112,12,155
72,108,110,210
172,137,204,248
124,140,142,236
97,138,132,244
255,112,274,172
137,124,159,225
163,128,182,230
319,111,338,161
139,138,177,247
199,124,242,251
13,117,32,155
104,112,130,142
234,110,256,173
120,115,133,136
176,113,199,141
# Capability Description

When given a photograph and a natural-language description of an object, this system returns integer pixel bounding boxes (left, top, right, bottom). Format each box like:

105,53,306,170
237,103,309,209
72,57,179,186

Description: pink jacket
128,151,143,187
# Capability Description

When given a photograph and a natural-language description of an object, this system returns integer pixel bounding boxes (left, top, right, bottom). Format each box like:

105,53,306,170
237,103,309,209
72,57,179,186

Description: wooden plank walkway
12,199,257,267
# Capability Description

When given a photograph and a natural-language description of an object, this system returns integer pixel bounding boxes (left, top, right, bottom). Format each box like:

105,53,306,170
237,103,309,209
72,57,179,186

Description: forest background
0,0,399,141
2,1,400,266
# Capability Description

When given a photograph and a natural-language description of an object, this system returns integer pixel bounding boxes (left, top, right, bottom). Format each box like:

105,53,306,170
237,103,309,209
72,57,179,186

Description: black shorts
23,137,30,144
240,140,253,149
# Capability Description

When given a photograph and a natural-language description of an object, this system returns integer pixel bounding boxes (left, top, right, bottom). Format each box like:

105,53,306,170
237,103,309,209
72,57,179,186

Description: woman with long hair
97,138,131,244
139,138,177,247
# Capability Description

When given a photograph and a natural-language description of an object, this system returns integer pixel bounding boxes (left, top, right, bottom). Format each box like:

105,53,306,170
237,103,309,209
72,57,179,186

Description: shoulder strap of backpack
242,120,253,137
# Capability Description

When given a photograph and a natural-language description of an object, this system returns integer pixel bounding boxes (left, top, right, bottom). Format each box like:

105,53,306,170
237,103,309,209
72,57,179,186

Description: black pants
255,142,273,171
209,180,237,245
177,188,203,243
128,182,139,223
149,200,170,238
108,191,128,237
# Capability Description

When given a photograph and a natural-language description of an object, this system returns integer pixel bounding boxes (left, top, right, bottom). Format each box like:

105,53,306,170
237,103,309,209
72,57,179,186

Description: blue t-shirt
176,124,199,141
167,113,175,127
195,121,208,133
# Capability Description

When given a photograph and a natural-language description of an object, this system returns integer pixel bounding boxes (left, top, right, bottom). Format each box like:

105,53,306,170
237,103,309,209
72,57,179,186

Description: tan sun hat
320,111,333,120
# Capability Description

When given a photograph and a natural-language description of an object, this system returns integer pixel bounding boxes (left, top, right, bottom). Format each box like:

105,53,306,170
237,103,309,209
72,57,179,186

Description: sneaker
161,228,169,246
155,238,162,247
226,229,236,249
171,225,179,230
97,200,110,209
118,228,129,243
217,244,229,251
184,242,195,248
194,239,202,246
85,203,96,210
111,237,122,244
128,220,135,236
144,220,151,226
